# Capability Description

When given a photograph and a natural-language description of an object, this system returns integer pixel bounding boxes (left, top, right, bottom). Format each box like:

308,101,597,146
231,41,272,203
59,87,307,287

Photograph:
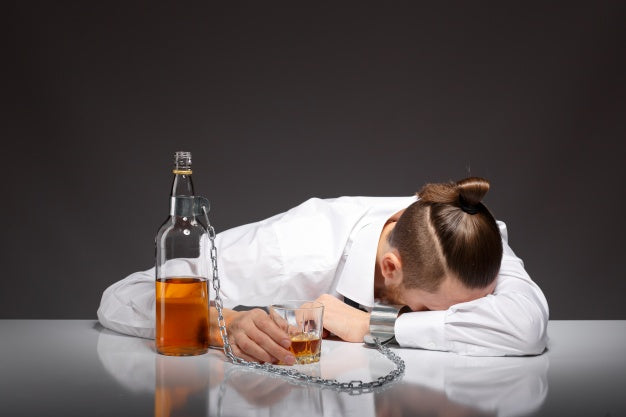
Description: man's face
381,274,496,311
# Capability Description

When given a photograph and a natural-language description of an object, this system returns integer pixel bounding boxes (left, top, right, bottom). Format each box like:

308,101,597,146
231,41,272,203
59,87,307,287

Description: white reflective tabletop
1,320,625,417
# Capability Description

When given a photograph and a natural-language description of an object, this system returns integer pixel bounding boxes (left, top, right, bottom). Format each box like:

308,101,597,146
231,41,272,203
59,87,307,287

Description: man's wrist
209,306,236,347
363,303,409,346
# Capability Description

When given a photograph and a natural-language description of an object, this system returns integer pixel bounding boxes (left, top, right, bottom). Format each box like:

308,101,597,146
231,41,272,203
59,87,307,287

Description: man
98,177,549,365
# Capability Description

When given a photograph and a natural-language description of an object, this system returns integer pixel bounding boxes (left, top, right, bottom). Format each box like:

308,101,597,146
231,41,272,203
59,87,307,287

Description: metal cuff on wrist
363,303,409,347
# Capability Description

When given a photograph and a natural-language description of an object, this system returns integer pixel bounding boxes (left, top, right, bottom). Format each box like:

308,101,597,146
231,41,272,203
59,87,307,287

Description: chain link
202,205,405,394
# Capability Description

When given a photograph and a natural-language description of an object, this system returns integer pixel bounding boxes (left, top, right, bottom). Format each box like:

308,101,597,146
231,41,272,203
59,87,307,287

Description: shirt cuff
394,310,449,352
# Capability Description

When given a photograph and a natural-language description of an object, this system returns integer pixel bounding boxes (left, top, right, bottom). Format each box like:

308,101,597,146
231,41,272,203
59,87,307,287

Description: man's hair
388,177,503,291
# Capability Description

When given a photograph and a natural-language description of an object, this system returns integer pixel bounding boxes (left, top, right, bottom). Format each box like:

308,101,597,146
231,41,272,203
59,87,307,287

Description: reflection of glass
154,355,210,417
269,301,324,364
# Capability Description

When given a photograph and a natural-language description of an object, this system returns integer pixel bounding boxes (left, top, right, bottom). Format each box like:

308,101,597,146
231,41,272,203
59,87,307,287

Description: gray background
3,2,625,319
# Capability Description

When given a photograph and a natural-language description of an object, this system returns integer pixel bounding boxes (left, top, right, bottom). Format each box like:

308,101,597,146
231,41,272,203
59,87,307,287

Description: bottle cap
173,151,192,174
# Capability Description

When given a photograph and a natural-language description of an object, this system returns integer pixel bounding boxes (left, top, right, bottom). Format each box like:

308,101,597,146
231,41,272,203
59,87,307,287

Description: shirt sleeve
97,267,156,339
394,221,549,356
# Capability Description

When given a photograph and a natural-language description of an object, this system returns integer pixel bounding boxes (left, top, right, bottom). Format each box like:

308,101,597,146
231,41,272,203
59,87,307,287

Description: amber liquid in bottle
156,277,209,356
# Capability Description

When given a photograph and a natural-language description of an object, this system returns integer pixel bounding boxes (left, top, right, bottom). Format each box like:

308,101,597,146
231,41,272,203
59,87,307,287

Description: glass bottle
155,151,209,356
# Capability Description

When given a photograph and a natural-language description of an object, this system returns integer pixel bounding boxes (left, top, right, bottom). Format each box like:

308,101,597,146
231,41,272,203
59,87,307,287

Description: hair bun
417,177,491,210
456,177,490,209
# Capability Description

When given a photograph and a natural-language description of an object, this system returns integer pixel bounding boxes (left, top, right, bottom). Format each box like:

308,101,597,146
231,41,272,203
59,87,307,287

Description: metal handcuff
199,200,406,394
364,303,411,347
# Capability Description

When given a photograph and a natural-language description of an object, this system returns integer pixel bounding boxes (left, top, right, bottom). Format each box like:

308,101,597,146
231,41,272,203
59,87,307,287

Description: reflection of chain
202,206,405,395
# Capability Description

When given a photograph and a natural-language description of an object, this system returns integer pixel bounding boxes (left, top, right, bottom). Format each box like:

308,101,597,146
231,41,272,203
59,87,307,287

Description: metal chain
202,206,405,394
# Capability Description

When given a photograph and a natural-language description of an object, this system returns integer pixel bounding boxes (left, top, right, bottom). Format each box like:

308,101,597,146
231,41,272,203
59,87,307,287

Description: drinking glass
269,301,324,364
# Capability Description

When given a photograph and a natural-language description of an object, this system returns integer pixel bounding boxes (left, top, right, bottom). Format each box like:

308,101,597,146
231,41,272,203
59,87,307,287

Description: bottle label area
170,196,195,217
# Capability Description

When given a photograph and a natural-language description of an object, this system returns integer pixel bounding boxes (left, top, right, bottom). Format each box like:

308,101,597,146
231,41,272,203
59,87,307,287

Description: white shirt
97,196,549,356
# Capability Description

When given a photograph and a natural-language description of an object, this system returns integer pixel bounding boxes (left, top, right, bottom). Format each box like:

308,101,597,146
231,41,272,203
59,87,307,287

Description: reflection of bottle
155,355,210,417
155,151,209,356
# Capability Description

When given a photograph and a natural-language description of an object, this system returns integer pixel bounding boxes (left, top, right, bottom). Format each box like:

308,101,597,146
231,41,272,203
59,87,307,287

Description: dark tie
343,296,367,312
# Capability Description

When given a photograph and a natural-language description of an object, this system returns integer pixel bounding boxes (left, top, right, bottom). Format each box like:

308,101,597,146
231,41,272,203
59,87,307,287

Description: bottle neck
169,171,195,217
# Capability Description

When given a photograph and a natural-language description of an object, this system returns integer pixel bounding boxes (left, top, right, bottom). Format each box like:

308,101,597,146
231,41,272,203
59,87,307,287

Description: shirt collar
336,196,416,307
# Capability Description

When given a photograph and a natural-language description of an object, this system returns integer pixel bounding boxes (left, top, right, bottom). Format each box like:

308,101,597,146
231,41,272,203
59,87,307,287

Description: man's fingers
247,319,295,365
231,333,275,363
227,308,296,365
227,336,257,363
231,311,296,365
268,309,289,332
252,312,292,349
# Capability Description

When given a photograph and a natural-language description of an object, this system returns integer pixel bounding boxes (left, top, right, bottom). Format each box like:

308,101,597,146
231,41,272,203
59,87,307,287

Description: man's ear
380,249,403,285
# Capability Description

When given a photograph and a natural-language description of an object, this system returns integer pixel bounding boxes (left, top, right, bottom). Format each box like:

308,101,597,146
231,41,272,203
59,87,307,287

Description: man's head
377,177,503,311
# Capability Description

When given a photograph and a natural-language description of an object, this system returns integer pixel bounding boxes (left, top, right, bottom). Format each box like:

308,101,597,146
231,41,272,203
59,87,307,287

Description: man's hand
314,294,370,342
211,307,296,365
